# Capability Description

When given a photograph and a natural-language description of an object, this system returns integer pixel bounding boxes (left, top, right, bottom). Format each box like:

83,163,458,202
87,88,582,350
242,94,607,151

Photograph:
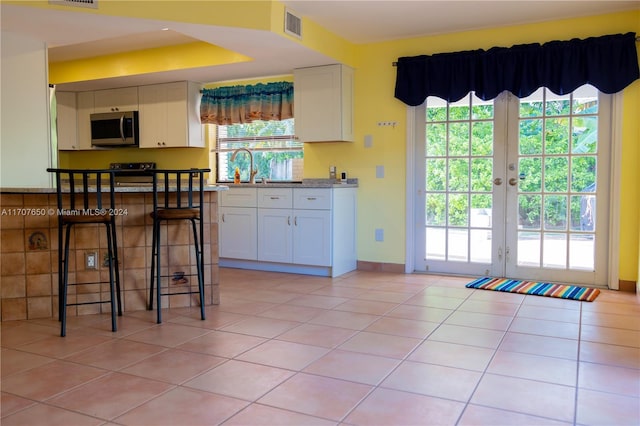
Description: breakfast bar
0,184,227,321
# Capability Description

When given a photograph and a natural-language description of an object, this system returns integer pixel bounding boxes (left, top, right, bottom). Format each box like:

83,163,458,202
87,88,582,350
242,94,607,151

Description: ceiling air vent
49,0,98,9
284,9,302,39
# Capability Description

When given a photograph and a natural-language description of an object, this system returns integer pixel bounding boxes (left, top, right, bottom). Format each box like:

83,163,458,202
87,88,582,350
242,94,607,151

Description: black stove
110,162,156,185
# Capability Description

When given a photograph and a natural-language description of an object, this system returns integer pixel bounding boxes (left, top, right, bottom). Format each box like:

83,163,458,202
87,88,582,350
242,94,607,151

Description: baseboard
355,263,637,293
618,279,637,293
357,261,405,273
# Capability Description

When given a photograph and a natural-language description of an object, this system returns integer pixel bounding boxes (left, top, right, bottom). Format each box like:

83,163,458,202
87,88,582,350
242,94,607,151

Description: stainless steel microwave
90,111,139,147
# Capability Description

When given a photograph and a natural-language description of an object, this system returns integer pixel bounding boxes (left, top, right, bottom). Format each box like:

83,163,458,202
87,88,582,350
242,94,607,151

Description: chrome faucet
230,148,257,184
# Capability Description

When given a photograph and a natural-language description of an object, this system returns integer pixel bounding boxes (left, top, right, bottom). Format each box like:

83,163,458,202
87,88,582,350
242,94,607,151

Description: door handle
493,178,503,186
509,178,518,186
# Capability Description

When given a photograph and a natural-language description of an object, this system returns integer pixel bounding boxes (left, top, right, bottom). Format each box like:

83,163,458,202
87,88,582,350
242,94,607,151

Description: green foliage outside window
218,119,303,182
425,90,598,231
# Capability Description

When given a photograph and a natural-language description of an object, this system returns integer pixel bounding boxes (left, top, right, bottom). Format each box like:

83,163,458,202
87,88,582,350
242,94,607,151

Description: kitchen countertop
0,185,230,194
223,178,359,188
1,179,358,194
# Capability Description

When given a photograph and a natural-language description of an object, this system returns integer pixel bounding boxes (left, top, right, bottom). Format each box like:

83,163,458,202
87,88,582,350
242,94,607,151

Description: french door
413,86,611,286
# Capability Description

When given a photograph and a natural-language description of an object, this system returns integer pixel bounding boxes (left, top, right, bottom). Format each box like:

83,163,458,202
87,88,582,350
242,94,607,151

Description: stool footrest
159,290,202,296
66,300,113,307
68,281,113,286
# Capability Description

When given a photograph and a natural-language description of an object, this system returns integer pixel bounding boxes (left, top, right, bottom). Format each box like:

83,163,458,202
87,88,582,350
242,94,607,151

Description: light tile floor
2,268,639,425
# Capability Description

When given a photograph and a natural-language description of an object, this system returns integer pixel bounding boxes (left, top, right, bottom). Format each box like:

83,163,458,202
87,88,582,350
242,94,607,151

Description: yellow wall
55,4,639,282
304,9,640,280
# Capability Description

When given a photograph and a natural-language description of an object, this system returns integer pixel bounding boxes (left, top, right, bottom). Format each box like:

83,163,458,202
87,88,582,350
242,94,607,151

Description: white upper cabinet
57,91,94,150
293,64,354,142
56,92,78,150
93,87,138,113
138,81,204,148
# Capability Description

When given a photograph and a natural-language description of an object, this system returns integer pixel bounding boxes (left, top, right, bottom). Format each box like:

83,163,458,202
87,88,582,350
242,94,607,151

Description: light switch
375,229,384,242
364,134,373,148
376,165,384,178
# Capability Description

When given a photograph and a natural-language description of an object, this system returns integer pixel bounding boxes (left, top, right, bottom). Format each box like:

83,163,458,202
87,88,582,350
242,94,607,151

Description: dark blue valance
395,32,640,105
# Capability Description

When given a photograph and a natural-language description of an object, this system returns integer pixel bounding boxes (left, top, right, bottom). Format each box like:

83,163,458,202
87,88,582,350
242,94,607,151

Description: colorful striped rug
465,277,600,302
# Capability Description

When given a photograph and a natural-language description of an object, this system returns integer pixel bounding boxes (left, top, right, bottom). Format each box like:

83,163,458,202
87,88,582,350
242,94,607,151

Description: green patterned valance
200,81,294,125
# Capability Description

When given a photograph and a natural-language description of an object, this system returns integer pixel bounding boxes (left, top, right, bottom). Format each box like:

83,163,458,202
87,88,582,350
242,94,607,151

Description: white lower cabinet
219,207,257,260
220,186,356,277
219,188,257,260
291,209,331,266
257,188,332,266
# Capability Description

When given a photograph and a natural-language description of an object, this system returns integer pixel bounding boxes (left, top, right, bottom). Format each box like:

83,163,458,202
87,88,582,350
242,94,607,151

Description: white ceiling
2,1,637,91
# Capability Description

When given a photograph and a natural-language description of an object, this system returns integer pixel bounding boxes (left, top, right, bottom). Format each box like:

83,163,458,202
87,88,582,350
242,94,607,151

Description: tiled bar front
0,189,222,321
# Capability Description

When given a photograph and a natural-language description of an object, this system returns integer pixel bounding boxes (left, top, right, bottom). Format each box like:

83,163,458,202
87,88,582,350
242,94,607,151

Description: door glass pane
545,92,571,116
426,193,446,226
544,195,567,231
426,159,446,191
544,157,568,192
471,121,493,155
426,227,445,259
519,157,542,192
448,159,469,191
449,123,470,155
519,119,543,155
570,234,594,270
572,117,598,154
545,118,570,154
448,193,468,226
543,233,567,268
426,123,446,155
518,231,540,266
519,194,541,230
448,228,468,261
470,229,491,263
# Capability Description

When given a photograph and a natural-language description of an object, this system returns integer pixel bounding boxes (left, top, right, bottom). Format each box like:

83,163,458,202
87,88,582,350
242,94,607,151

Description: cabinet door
163,82,189,147
138,84,166,147
293,64,353,142
56,92,78,150
76,91,95,149
293,209,331,266
139,82,203,148
219,207,257,260
258,208,292,263
94,87,138,113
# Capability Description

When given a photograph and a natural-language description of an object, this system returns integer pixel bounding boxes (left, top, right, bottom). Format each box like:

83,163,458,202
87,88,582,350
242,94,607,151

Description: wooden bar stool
47,168,122,337
149,169,210,323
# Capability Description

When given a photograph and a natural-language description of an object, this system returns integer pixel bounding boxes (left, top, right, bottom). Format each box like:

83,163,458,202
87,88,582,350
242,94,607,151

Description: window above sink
212,118,303,184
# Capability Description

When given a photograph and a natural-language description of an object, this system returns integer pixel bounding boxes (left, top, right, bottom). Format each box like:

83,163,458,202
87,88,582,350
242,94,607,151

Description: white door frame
405,94,622,290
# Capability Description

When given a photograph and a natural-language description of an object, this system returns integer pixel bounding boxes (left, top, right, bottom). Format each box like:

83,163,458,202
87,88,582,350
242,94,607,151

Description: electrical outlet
375,228,384,242
86,251,97,269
